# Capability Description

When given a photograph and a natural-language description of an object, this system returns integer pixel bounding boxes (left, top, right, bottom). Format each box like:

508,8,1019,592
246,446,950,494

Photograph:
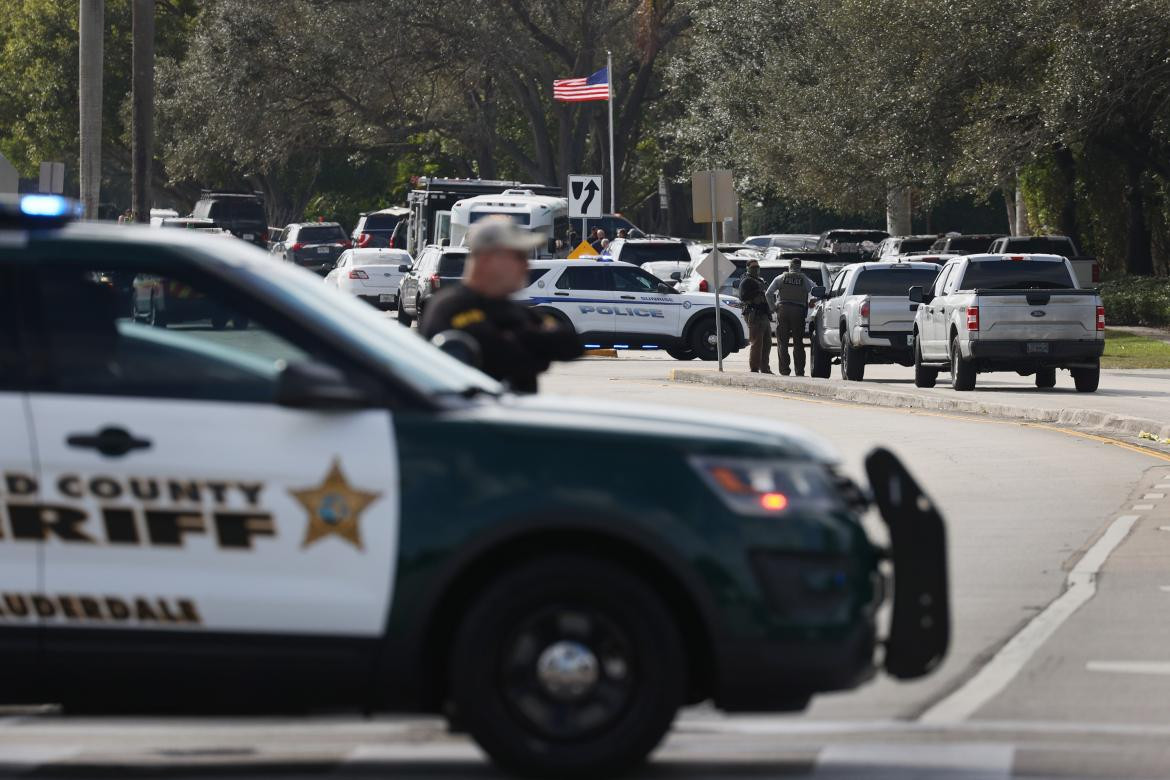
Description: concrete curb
669,369,1170,443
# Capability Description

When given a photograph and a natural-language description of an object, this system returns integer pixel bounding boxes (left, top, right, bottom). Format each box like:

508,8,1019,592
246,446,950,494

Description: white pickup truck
809,262,942,380
909,254,1105,392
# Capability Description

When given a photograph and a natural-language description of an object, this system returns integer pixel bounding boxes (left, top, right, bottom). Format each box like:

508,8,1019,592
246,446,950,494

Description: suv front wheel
450,555,686,778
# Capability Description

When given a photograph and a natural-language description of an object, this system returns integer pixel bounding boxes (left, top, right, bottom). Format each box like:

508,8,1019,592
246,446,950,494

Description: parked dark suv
190,192,268,248
271,222,352,275
396,245,468,325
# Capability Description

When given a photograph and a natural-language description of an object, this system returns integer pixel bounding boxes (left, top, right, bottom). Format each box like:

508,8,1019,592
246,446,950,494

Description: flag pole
607,50,616,214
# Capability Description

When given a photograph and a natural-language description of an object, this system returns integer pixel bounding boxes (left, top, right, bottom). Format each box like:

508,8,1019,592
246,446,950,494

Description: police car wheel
689,316,731,361
667,347,696,360
450,555,686,778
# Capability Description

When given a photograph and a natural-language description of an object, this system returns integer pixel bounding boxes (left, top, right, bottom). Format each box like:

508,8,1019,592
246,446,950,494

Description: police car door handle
66,426,152,458
554,291,570,296
620,295,636,300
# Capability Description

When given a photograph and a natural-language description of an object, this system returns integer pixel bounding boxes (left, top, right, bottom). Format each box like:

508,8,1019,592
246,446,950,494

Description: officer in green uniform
765,258,815,376
737,259,773,373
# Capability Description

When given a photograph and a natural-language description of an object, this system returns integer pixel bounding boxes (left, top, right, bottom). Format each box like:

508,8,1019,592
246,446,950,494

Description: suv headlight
690,456,843,516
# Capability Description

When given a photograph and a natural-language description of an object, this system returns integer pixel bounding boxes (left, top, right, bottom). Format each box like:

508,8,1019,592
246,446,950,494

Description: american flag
553,67,610,102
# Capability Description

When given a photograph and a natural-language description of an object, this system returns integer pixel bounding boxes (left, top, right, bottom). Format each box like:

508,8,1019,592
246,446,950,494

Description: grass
1103,329,1170,369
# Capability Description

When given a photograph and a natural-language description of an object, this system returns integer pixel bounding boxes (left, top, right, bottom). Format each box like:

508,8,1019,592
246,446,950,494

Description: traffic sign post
692,170,736,371
568,174,603,246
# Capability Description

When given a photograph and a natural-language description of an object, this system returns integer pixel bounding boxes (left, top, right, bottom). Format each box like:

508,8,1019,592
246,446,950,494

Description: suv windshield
1004,238,1074,255
298,226,347,243
438,253,468,276
363,213,404,230
618,243,689,265
206,200,265,222
854,267,940,296
961,260,1075,290
937,237,996,253
899,238,936,254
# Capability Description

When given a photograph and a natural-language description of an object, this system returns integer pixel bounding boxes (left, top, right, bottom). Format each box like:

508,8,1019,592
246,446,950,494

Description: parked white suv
809,262,942,381
605,238,693,282
910,254,1105,392
516,259,748,361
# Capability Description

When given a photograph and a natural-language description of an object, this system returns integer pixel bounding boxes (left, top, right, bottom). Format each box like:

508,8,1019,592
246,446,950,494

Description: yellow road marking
640,377,1170,464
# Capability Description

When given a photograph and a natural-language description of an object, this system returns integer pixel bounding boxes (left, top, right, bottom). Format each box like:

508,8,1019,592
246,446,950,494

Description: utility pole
78,0,104,220
131,0,155,223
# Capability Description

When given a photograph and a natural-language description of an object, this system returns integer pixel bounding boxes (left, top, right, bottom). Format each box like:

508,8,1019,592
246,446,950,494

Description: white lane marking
0,745,79,766
1159,526,1170,532
1086,661,1170,676
1155,483,1170,489
1134,504,1155,511
919,515,1141,724
1143,493,1165,499
678,716,1170,737
1161,586,1170,593
345,742,484,762
815,743,1013,779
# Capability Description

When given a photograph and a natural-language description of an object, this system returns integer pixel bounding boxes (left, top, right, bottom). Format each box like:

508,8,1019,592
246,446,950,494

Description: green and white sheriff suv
0,196,949,777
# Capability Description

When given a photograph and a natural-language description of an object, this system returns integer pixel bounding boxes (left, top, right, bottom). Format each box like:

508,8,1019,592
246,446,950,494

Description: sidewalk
669,354,1170,443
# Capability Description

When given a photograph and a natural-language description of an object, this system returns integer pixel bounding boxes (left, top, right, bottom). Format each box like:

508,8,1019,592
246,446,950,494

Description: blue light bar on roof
20,194,75,218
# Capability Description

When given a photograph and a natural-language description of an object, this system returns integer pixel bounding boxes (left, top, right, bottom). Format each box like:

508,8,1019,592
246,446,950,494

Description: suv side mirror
811,285,827,299
670,271,682,281
657,282,675,294
276,361,376,409
431,330,482,368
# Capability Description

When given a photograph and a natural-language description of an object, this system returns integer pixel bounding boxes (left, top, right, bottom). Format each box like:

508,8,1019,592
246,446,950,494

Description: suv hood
448,393,838,463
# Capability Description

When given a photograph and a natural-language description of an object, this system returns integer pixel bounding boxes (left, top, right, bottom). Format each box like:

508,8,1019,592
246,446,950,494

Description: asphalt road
4,350,1169,778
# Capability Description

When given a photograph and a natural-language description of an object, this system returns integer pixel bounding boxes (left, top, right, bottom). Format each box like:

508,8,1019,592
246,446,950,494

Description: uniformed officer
421,217,582,393
737,259,773,374
766,258,815,376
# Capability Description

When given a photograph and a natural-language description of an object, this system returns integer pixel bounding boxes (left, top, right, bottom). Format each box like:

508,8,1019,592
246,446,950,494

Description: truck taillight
1097,305,1105,331
340,239,352,249
289,242,304,251
859,298,870,325
430,273,441,289
966,306,979,331
357,233,371,247
699,279,708,292
349,269,369,280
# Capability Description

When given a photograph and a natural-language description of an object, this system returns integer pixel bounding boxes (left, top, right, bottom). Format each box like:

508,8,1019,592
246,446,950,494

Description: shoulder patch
451,309,486,329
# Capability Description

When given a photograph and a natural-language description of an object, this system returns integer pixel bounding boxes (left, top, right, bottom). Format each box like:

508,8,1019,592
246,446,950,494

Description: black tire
450,555,686,778
667,347,696,360
810,326,832,379
841,337,866,381
231,316,249,331
147,295,167,328
396,304,413,326
1034,367,1057,389
688,315,733,361
1073,364,1100,393
950,337,976,391
913,336,938,388
211,313,229,330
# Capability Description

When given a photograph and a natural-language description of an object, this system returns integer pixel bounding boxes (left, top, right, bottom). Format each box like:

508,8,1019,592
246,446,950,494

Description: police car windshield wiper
436,385,502,400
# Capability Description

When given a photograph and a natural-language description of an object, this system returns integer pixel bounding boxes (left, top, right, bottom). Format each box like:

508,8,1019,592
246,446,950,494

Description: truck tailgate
869,296,918,332
977,292,1097,340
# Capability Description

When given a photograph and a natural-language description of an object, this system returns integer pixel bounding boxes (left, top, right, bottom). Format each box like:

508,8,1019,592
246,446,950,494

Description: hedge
1100,277,1170,327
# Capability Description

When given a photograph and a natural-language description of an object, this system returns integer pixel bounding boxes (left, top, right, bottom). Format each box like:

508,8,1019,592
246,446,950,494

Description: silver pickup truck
909,254,1104,392
809,262,942,380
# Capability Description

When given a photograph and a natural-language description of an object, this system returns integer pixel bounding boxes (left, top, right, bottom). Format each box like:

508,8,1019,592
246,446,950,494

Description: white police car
0,195,950,778
517,258,749,360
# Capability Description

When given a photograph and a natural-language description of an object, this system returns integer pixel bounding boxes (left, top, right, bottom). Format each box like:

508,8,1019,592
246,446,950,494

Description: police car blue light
20,194,75,217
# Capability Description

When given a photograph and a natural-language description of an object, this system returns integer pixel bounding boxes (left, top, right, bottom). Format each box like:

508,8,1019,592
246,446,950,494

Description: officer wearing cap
765,257,815,376
420,217,582,393
737,258,773,373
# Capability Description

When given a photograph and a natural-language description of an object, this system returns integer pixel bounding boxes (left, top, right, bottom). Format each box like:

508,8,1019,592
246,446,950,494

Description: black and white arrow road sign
568,175,603,219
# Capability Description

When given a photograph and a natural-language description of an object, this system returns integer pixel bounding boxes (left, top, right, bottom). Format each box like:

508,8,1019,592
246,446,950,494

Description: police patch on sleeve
290,459,381,551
